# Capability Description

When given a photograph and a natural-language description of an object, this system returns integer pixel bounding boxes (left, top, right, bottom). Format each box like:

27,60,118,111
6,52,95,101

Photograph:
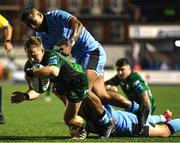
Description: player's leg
84,86,113,139
64,100,88,139
148,119,180,137
79,48,113,138
64,100,84,127
0,86,5,124
147,110,172,124
84,49,137,110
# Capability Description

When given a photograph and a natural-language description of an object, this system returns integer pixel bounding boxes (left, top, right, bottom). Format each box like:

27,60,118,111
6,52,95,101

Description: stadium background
0,0,180,142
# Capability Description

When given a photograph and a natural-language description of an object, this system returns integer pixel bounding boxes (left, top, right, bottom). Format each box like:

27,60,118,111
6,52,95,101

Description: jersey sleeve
105,74,121,86
0,15,9,28
47,52,61,68
49,10,73,27
131,73,148,94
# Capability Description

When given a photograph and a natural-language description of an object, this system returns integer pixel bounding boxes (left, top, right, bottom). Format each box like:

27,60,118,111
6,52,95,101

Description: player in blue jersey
71,104,179,139
20,7,137,119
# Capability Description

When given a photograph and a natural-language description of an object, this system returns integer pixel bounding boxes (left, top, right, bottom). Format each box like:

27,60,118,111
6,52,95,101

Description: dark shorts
78,48,106,75
54,75,88,103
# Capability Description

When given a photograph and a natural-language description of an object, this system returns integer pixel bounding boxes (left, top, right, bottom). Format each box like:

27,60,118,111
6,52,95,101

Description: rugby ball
29,64,50,93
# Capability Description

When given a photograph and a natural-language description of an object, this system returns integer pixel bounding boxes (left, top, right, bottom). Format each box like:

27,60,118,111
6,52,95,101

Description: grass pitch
0,83,180,142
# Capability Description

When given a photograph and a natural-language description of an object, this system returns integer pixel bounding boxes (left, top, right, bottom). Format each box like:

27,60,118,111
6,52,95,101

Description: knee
64,117,75,126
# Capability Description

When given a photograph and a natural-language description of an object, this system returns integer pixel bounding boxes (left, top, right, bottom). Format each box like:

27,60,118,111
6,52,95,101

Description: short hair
115,58,130,67
24,36,42,51
21,6,37,21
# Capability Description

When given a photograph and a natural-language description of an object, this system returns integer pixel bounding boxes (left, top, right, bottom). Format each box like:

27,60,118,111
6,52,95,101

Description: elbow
78,23,83,34
50,71,58,77
50,69,59,77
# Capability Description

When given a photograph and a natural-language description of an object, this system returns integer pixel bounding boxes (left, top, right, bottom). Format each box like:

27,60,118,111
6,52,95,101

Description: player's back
103,104,139,137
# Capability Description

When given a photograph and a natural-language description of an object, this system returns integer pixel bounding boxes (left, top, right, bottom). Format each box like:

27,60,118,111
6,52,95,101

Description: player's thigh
86,69,99,90
92,75,110,100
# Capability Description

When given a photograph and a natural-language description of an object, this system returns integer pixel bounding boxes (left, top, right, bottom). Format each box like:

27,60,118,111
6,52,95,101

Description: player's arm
11,77,40,104
105,74,120,92
60,16,83,56
136,90,151,134
26,65,59,79
68,16,83,44
3,19,13,53
139,91,151,112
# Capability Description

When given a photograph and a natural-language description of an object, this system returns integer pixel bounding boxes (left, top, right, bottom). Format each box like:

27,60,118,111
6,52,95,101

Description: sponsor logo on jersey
48,59,58,65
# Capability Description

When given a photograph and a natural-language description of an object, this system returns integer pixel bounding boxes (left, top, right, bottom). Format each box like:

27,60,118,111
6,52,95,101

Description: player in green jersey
105,58,165,133
11,36,113,139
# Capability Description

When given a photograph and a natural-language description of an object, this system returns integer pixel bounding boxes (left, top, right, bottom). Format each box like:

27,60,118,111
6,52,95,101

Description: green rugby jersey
24,50,88,103
25,50,85,82
105,72,156,113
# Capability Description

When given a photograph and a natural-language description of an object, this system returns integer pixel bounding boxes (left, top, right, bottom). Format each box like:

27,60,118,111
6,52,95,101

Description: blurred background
1,0,180,84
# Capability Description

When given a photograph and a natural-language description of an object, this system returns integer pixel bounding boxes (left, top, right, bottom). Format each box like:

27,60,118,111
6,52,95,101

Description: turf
0,83,180,142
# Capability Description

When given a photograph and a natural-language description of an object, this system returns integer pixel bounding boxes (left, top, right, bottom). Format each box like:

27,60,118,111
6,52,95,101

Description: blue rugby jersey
104,104,139,137
36,10,102,61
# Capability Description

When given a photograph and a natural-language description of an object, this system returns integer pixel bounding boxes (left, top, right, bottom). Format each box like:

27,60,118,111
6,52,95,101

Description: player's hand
106,85,118,92
11,91,28,104
25,68,34,78
59,42,72,56
4,42,13,53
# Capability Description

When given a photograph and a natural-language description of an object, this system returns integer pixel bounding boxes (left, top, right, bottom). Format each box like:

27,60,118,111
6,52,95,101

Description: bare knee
64,117,75,126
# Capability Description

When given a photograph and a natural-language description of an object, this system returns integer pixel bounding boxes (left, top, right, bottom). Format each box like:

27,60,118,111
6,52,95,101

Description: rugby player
11,36,112,139
105,58,165,133
0,14,13,124
72,104,178,139
20,6,139,114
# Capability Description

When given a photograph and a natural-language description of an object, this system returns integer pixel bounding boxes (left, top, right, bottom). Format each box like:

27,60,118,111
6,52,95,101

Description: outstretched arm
11,77,40,104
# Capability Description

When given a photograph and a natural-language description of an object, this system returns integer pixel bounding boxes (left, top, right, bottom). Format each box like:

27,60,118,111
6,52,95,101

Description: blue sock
0,86,2,113
126,101,139,113
148,115,166,124
167,119,180,134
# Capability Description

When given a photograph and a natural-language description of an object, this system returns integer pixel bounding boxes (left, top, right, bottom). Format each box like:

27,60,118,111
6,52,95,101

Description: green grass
0,83,180,142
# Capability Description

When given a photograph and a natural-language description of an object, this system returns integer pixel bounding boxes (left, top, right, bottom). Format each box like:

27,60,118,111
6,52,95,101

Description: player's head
24,36,44,64
115,58,132,79
21,6,43,30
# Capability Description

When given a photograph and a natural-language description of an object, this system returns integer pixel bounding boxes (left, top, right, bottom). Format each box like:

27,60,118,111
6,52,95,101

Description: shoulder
45,50,59,58
130,72,143,80
46,10,72,17
0,14,9,27
129,72,144,86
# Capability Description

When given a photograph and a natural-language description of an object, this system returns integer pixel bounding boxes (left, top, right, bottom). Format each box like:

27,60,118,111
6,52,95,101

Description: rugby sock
0,86,2,113
98,110,110,125
167,119,180,134
148,115,166,124
82,119,87,129
126,101,139,113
